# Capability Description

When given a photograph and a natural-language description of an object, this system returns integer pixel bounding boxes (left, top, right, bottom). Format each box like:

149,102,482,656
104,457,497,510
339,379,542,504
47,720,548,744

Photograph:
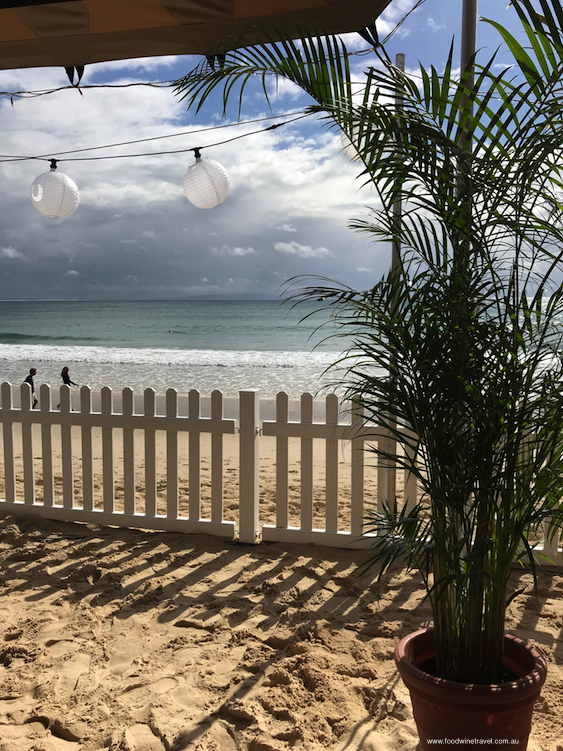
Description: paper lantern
182,150,230,209
341,128,360,160
30,160,80,219
340,126,373,161
340,125,366,161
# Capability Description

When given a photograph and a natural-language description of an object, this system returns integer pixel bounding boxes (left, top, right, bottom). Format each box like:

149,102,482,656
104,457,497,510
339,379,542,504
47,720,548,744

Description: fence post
300,393,314,531
239,390,259,543
40,384,54,507
403,423,418,510
275,391,289,529
81,386,94,512
123,387,135,516
1,382,16,503
101,386,115,513
20,382,35,505
350,400,365,536
144,388,157,517
211,390,224,523
188,389,201,520
39,383,55,507
378,430,395,510
325,394,339,533
60,384,74,509
166,388,179,519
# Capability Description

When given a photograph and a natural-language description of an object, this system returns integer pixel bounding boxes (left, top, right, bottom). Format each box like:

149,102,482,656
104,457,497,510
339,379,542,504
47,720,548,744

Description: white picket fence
0,381,417,548
0,381,561,564
261,390,416,547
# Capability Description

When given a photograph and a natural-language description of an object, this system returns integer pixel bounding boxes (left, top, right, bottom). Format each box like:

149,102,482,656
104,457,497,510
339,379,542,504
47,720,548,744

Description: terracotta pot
394,628,547,750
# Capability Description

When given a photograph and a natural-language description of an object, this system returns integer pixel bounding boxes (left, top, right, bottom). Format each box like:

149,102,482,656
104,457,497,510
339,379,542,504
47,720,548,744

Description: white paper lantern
340,126,372,161
30,161,80,219
182,151,230,209
341,128,360,160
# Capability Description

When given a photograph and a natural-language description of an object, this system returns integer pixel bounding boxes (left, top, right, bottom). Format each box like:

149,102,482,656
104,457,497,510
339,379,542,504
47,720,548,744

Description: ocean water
0,300,349,399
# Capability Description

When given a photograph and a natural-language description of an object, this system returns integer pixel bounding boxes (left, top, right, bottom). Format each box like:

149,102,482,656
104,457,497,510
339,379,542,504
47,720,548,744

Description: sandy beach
0,426,562,750
0,515,562,751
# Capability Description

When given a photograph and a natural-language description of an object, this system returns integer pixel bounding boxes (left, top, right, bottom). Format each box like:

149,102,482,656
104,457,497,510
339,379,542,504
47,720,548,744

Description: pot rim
395,627,547,697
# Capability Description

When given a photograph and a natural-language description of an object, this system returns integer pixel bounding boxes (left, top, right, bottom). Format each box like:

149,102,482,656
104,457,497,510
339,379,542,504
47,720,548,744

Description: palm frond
174,0,563,685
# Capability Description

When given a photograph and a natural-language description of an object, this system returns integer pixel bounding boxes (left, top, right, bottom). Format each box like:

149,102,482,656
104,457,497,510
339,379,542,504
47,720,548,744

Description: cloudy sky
0,0,526,300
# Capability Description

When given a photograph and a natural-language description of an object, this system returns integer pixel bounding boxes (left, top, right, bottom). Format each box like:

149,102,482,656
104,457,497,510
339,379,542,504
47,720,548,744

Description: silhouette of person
24,367,38,408
57,366,78,410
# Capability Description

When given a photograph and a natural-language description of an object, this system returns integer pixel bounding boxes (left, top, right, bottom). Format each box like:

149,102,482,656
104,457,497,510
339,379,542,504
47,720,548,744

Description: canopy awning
0,0,393,70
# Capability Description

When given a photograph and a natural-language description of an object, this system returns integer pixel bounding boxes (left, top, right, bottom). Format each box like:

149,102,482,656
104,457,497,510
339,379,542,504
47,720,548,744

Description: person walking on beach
24,367,38,408
57,366,79,410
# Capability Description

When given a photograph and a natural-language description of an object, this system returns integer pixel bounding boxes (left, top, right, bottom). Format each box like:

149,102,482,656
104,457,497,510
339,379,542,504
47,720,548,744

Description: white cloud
276,223,297,232
274,241,333,258
201,277,209,282
65,269,79,276
91,55,181,74
0,246,25,260
266,77,305,102
427,17,446,33
210,245,257,256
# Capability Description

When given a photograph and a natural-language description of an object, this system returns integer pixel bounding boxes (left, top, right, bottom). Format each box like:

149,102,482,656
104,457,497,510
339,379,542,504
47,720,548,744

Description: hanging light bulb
30,159,80,219
340,124,373,161
340,128,360,160
182,148,230,209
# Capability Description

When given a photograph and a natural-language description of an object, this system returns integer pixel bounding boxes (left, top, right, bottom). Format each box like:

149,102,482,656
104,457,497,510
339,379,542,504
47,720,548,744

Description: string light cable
379,0,425,46
0,110,314,163
0,79,174,103
0,37,394,102
0,44,380,102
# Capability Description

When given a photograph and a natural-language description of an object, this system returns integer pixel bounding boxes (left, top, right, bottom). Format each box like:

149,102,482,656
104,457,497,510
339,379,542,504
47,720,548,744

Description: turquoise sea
0,299,347,399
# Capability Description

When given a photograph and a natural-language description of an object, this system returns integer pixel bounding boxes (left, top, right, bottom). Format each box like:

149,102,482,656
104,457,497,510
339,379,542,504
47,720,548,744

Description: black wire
59,115,312,162
0,112,314,164
381,0,426,44
0,4,427,101
0,109,309,160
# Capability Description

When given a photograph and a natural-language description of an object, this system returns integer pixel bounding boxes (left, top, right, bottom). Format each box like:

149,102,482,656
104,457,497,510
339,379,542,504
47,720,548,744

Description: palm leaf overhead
175,26,352,119
175,1,563,684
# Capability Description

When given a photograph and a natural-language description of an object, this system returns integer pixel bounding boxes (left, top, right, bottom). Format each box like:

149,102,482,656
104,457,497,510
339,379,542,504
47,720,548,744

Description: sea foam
0,344,345,398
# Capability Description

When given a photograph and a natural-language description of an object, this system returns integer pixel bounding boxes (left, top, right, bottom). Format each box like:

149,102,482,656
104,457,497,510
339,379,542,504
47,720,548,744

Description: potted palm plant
175,1,563,746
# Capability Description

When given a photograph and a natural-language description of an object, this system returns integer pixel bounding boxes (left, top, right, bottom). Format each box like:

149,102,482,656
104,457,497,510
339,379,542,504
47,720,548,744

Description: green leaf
485,19,544,88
